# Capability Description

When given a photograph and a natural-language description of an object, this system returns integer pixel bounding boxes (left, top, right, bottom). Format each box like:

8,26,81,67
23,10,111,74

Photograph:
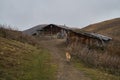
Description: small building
23,23,112,49
66,29,112,49
32,24,69,39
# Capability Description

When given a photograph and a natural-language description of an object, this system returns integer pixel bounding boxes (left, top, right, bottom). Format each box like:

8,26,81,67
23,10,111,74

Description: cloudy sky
0,0,120,30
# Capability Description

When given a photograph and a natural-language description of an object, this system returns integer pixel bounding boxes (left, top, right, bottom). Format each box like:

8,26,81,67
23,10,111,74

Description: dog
66,51,71,62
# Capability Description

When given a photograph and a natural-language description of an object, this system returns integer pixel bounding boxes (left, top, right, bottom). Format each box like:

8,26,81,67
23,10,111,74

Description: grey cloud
0,0,120,30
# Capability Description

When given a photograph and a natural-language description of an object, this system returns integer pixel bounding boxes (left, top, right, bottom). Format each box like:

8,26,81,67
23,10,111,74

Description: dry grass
69,41,120,76
82,18,120,56
0,37,57,80
0,25,57,80
0,25,38,45
73,57,120,80
69,18,120,75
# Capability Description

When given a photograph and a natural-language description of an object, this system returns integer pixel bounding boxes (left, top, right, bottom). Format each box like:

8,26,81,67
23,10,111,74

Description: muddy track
40,39,91,80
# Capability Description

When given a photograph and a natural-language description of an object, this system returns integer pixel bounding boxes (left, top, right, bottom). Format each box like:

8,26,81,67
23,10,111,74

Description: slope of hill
82,18,120,56
0,26,38,45
0,26,56,80
1,24,119,80
82,18,120,41
69,18,120,77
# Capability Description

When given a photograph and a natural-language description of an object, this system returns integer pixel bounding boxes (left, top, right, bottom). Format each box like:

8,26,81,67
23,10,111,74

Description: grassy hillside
82,18,120,41
70,18,120,76
0,26,38,45
0,26,57,80
72,57,120,80
82,18,120,56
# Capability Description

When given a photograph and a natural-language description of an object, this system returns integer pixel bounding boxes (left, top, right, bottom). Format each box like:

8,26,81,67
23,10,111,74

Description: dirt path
40,39,91,80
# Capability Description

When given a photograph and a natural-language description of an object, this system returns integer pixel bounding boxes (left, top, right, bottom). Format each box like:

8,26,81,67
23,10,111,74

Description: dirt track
40,39,91,80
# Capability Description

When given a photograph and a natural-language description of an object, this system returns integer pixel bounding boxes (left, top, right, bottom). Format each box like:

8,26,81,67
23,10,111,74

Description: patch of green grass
19,49,57,80
0,37,57,80
72,57,120,80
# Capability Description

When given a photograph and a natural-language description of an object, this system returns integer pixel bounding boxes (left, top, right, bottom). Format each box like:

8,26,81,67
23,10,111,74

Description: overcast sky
0,0,120,30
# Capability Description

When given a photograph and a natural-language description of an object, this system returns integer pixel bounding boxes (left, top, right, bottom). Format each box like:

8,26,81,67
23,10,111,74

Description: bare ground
39,39,91,80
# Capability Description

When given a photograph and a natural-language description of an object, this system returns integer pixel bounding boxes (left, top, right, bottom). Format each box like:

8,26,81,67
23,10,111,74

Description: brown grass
70,43,120,76
82,18,120,56
0,37,57,80
0,25,57,80
69,18,120,75
0,25,38,45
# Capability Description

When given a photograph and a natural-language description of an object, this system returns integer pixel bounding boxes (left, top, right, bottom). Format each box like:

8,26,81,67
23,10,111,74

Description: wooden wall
37,25,67,39
66,31,104,52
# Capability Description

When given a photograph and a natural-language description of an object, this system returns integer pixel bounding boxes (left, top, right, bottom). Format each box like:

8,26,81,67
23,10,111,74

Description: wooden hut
33,24,69,39
24,23,112,49
66,29,112,49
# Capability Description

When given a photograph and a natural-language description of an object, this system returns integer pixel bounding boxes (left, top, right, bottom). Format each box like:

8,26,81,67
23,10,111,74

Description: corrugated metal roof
23,24,70,35
23,24,112,42
71,30,112,41
23,24,48,35
88,33,112,41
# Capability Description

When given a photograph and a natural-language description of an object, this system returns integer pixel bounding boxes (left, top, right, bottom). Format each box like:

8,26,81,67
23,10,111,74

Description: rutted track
39,39,91,80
